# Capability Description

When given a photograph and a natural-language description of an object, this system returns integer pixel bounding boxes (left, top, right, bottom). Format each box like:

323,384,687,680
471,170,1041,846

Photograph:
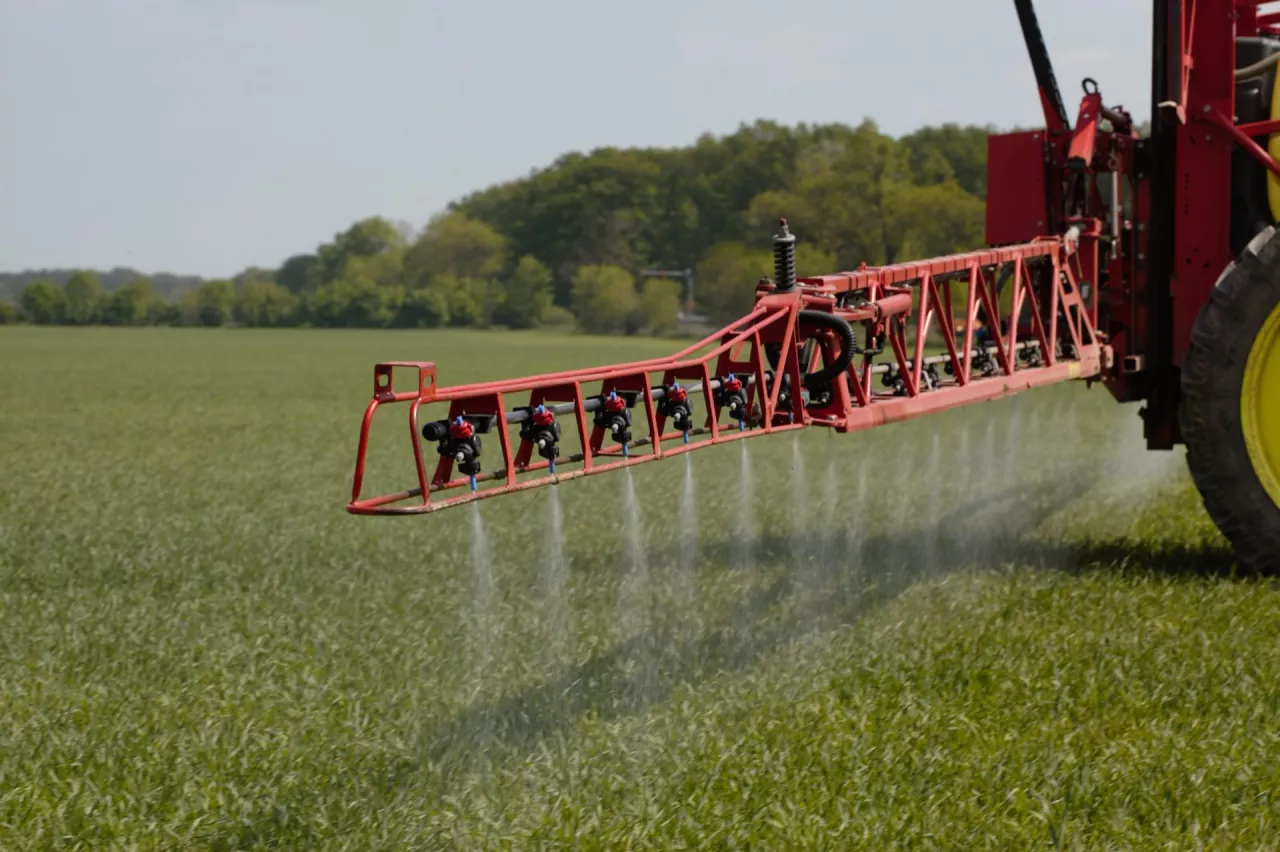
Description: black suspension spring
773,218,796,291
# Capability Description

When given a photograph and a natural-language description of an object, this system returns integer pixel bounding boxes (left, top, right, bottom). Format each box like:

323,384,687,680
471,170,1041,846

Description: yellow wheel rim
1243,301,1280,507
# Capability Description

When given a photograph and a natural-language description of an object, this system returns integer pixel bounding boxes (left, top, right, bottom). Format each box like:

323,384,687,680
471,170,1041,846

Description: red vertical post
1008,259,1025,368
1171,0,1235,365
573,384,593,471
963,266,978,383
700,365,719,440
408,400,430,506
1048,255,1062,365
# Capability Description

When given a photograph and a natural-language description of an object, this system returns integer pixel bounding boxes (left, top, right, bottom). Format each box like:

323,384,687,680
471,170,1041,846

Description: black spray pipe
867,341,1040,375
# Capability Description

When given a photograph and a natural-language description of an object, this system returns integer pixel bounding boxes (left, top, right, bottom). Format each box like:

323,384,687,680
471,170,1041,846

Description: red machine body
996,0,1280,449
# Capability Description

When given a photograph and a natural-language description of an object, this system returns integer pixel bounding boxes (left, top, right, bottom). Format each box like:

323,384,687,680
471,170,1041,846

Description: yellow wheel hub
1243,301,1280,507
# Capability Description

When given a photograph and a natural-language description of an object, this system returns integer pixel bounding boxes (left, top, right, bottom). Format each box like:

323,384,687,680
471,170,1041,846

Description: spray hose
1235,51,1280,81
796,309,857,390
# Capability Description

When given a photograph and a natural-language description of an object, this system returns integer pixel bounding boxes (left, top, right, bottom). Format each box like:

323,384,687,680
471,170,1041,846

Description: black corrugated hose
764,310,858,390
797,310,857,390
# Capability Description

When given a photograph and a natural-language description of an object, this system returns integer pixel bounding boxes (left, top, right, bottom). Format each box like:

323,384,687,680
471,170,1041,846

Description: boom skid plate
347,229,1109,516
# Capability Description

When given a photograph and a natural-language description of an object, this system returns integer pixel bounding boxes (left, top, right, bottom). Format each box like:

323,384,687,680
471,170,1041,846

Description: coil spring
773,218,796,291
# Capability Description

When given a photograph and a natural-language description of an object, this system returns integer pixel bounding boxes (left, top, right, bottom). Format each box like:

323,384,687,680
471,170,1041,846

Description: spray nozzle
439,414,483,478
594,389,633,445
519,403,562,466
658,380,694,437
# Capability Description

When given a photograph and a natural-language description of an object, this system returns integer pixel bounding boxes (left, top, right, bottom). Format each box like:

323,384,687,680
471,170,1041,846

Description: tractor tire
1181,226,1280,573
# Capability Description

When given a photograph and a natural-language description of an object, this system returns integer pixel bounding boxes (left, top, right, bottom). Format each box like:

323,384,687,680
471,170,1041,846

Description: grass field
1,325,1277,850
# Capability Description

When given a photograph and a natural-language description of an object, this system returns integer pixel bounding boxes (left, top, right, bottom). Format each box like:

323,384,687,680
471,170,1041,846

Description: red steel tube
1207,107,1280,181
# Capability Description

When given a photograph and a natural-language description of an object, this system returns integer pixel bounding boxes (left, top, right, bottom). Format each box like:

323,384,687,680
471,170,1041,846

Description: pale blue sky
1,0,1150,277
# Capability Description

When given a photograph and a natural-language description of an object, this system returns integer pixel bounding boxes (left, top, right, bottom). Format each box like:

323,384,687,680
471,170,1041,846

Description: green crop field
1,326,1277,850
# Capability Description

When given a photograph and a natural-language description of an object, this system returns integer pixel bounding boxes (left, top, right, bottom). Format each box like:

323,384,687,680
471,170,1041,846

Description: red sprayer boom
349,223,1103,515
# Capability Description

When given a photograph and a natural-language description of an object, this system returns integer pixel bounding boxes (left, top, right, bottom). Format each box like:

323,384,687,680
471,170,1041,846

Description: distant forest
2,119,994,333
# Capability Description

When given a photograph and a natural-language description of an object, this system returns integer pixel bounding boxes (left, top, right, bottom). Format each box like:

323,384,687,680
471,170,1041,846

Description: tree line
2,119,994,333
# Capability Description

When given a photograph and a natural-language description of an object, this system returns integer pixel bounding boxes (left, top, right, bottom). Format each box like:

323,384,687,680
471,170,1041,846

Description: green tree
100,278,155,325
191,280,236,327
339,216,405,258
885,182,985,260
315,217,406,284
235,280,299,327
744,191,815,247
429,274,499,328
308,273,402,328
64,271,103,324
404,213,508,287
148,301,183,326
796,244,837,279
19,280,66,324
570,264,638,334
395,288,450,328
900,123,992,198
456,148,666,298
0,301,19,324
276,254,320,293
693,243,771,325
495,255,553,329
539,304,577,330
636,277,681,335
792,120,914,267
909,147,956,185
343,249,405,289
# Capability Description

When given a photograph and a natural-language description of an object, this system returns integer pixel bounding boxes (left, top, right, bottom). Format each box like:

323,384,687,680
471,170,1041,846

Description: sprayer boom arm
348,224,1108,516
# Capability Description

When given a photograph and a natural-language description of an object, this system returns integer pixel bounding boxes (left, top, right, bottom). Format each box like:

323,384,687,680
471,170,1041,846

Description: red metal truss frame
347,234,1109,515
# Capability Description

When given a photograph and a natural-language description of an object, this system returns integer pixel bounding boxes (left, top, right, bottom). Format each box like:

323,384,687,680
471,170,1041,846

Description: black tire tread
1180,226,1280,573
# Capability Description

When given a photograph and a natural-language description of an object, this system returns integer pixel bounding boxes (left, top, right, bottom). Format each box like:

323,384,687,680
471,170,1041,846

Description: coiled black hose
764,311,858,390
798,310,857,389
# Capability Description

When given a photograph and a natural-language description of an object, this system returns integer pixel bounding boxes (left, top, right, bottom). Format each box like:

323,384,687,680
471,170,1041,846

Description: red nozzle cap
449,416,474,439
604,392,627,413
722,375,742,392
667,383,688,403
531,404,555,427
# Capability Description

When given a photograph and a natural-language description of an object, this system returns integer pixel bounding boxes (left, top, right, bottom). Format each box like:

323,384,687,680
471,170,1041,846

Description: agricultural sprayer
348,0,1280,572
